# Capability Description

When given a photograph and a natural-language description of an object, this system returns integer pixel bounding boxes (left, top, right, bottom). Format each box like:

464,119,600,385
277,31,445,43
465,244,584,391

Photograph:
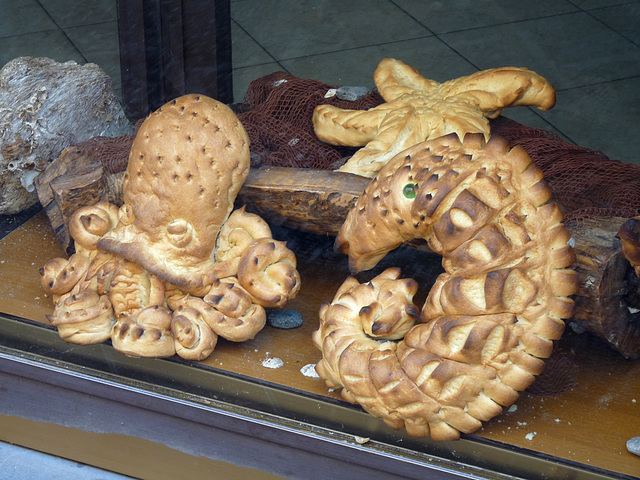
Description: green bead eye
403,183,417,199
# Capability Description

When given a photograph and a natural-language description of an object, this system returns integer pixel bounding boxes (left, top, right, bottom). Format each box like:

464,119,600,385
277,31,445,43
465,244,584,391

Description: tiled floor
230,0,640,164
1,0,639,164
0,441,134,480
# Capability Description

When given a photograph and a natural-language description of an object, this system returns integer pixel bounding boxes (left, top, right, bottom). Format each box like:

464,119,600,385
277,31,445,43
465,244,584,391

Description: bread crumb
507,404,517,413
525,432,537,441
354,436,370,444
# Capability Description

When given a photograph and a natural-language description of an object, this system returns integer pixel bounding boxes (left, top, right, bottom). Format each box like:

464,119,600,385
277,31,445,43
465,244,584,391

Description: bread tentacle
171,283,266,343
171,305,217,360
40,253,92,296
68,201,120,257
48,289,115,344
111,305,176,358
237,238,301,308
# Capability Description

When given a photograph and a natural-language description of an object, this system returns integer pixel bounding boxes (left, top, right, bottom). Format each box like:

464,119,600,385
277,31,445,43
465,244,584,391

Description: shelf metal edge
0,313,631,480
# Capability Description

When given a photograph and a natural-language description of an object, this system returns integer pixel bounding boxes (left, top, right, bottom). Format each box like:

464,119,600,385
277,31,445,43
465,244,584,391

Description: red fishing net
237,71,383,169
72,133,134,174
75,71,640,228
236,72,640,224
491,116,640,225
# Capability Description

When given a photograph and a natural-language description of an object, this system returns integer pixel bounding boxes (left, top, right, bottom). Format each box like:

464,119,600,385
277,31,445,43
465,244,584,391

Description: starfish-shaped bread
313,58,556,177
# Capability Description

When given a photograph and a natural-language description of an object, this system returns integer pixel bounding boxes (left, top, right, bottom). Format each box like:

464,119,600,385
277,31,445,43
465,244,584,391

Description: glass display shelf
0,210,638,480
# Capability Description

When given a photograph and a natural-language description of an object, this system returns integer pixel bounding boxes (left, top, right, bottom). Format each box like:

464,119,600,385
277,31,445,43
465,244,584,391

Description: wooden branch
238,166,370,235
35,146,120,253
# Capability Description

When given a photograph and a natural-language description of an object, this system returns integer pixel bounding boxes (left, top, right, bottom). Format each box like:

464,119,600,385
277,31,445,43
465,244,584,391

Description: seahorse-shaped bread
313,133,577,440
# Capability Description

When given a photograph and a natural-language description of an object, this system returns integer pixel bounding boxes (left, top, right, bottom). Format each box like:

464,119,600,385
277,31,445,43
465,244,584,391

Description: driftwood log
238,166,370,235
0,57,133,215
35,152,640,359
568,217,640,358
35,146,125,252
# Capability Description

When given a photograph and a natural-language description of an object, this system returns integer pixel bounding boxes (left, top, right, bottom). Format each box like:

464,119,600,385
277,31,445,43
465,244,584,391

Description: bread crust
41,95,300,361
313,58,556,178
314,133,577,440
98,94,251,293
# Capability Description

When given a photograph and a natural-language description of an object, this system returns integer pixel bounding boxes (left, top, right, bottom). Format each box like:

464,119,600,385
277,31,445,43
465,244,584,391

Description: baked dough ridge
41,95,301,360
313,132,577,440
313,58,556,178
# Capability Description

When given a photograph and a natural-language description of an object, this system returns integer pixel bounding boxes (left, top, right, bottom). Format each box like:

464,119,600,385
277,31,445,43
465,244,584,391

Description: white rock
627,436,640,456
300,363,319,378
261,357,284,369
0,57,133,214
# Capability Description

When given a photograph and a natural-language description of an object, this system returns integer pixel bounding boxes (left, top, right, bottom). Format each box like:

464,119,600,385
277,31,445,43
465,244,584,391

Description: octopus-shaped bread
312,133,577,440
40,94,301,360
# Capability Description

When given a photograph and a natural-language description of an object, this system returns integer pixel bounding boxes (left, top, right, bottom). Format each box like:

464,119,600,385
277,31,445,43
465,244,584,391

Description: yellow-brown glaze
313,133,578,440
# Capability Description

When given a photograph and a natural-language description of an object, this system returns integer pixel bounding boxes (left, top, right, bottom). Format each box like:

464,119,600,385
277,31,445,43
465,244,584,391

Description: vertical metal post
117,0,233,123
